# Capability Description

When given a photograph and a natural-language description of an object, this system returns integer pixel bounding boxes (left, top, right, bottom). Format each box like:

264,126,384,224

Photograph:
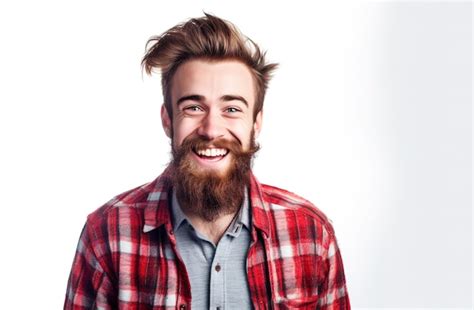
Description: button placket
210,235,233,309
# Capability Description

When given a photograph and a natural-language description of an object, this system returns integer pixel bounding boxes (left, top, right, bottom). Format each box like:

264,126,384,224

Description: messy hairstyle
142,13,278,119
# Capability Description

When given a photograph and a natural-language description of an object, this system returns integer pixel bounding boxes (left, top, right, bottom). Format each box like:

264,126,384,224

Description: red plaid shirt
65,169,350,309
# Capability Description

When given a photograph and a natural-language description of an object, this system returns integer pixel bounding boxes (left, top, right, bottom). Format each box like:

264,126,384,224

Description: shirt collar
170,190,188,232
238,188,251,230
170,187,251,234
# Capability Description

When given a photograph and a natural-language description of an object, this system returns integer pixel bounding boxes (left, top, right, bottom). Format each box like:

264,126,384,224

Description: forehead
170,59,256,106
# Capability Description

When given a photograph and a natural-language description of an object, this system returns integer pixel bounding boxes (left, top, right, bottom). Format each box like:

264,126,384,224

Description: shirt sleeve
64,223,116,309
317,226,351,309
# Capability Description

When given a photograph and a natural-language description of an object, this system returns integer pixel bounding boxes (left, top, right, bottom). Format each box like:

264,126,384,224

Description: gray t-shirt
171,189,253,310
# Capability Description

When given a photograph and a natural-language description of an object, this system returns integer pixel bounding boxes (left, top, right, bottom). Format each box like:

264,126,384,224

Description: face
161,59,262,175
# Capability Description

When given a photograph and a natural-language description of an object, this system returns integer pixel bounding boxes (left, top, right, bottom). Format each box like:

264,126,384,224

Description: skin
160,59,263,243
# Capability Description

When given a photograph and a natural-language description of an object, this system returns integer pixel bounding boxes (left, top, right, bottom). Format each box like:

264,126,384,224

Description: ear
253,110,263,139
161,104,172,138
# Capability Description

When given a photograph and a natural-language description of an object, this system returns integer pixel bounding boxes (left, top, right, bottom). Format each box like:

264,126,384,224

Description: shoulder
85,180,159,229
259,183,336,237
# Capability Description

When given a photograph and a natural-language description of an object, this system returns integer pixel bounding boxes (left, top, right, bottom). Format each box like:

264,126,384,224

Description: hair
141,13,278,119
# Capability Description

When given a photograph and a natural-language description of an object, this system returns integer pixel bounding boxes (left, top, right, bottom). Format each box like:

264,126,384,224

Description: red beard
169,134,259,222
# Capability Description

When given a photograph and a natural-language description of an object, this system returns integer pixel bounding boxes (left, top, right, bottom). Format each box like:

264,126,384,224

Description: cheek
229,122,254,148
172,120,197,146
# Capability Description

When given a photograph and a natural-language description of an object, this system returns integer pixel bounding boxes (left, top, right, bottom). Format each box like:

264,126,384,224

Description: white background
0,1,471,309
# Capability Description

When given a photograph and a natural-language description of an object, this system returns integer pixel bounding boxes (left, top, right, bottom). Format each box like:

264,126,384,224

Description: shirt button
215,263,221,272
179,304,186,309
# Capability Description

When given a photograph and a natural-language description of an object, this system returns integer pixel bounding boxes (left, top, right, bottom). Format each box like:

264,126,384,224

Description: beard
168,134,259,222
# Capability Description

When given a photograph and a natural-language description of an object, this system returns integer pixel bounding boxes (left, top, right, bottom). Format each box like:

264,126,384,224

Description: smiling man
166,59,261,231
65,14,350,309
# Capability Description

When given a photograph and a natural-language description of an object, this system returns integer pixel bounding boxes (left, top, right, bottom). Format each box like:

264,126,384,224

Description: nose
196,110,225,140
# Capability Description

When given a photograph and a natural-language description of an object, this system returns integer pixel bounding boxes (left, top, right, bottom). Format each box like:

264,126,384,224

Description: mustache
172,135,259,159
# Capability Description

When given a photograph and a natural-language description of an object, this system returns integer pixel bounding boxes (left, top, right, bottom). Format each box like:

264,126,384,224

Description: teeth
196,148,228,157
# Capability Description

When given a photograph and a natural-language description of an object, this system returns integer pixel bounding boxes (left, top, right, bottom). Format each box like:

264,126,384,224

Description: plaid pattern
65,169,350,309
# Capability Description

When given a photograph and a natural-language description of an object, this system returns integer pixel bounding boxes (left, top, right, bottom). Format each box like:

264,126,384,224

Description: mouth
192,147,229,162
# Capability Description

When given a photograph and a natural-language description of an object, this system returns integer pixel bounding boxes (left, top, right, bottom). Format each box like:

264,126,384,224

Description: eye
225,107,241,113
183,105,204,113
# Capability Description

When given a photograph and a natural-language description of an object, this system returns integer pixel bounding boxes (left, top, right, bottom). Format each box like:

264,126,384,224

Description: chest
113,228,322,309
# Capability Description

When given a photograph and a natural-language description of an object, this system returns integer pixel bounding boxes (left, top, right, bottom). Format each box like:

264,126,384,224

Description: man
65,13,350,309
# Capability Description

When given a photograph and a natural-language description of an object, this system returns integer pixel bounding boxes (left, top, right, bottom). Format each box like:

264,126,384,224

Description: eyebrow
176,94,204,106
176,94,248,107
221,95,248,107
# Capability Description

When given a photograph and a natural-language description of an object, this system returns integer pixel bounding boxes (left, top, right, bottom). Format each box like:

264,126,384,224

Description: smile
193,147,229,158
